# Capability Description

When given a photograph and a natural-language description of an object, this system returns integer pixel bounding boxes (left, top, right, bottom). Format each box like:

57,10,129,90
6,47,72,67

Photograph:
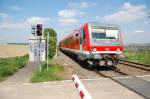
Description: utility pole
47,32,49,70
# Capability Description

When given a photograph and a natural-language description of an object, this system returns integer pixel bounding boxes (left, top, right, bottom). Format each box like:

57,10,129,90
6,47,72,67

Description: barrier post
72,75,93,99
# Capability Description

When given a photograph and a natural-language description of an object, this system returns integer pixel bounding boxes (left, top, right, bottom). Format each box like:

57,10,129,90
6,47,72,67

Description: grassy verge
124,50,150,65
31,62,64,83
0,55,28,81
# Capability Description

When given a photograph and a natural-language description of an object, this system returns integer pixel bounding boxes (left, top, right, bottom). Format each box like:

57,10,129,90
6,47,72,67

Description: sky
0,0,150,44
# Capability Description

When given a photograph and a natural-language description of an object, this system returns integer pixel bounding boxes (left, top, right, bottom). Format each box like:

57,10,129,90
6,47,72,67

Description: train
59,22,124,67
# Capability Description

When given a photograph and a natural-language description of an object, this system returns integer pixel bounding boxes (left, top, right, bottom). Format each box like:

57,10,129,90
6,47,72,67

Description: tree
44,28,57,59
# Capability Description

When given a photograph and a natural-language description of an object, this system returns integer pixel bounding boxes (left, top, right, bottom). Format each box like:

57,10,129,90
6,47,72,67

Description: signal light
36,24,42,36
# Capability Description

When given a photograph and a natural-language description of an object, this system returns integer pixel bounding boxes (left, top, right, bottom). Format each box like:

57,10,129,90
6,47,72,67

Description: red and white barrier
72,75,92,99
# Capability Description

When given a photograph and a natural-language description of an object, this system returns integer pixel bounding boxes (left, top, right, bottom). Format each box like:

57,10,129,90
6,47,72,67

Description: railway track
119,60,150,72
94,66,150,99
93,59,150,78
93,65,128,79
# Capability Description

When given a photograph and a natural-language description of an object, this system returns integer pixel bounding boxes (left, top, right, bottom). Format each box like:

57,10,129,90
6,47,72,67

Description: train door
79,30,83,59
79,29,86,59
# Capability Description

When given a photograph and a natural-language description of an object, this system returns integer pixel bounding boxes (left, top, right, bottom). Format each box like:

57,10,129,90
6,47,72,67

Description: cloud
26,17,50,25
58,18,78,25
133,30,144,34
58,9,75,18
80,2,89,8
58,2,90,25
0,20,26,29
0,16,50,29
101,2,147,24
12,5,21,11
0,12,9,18
68,2,89,9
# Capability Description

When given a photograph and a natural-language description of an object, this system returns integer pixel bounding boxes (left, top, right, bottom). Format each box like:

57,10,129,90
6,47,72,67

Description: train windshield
91,28,119,40
90,26,120,45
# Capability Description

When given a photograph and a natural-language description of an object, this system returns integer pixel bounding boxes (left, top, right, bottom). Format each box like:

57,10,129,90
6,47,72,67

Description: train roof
59,22,120,43
87,22,119,27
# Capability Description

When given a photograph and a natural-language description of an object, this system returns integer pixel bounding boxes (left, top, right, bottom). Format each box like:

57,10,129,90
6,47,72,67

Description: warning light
36,24,42,36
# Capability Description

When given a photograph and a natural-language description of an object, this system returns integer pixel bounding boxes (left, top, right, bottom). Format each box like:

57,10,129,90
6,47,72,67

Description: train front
88,23,123,67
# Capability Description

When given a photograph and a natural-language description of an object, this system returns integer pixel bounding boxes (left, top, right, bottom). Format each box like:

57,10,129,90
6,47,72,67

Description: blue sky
0,0,150,44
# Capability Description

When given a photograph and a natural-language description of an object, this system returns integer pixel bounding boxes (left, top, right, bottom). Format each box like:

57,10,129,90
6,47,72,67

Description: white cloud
0,12,9,18
58,9,75,18
134,30,144,33
102,2,147,24
80,2,89,8
26,17,50,25
58,18,78,25
12,5,21,11
133,30,144,34
0,16,50,29
0,21,26,29
68,2,89,9
58,2,90,25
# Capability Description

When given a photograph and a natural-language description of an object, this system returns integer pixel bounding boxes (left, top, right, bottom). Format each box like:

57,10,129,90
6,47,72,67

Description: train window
83,30,86,42
76,33,78,44
80,31,82,44
91,29,119,39
76,33,78,37
80,30,86,44
92,33,106,39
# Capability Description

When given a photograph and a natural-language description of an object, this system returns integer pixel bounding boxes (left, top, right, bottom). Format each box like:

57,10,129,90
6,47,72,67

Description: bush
44,28,57,59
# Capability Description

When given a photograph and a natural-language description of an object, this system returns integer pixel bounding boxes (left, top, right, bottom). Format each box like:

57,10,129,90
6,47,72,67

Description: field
0,44,28,58
124,50,150,65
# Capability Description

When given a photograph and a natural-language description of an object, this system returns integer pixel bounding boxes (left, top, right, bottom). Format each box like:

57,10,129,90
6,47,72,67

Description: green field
0,55,28,81
31,62,64,83
124,50,150,65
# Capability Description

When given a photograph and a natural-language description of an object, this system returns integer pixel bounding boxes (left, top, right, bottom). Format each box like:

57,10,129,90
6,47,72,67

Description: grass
0,55,28,81
31,62,64,83
124,50,150,65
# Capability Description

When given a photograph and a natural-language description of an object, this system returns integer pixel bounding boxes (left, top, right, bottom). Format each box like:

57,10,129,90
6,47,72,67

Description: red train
59,22,124,67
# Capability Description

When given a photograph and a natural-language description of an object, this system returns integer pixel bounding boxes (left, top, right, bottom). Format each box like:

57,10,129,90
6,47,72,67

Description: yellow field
0,45,28,58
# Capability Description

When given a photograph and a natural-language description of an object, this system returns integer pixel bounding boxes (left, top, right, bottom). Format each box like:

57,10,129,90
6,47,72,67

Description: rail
119,60,150,71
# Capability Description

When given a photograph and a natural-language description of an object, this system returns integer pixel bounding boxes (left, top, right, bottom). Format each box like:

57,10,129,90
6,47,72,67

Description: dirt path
1,62,38,84
53,50,100,79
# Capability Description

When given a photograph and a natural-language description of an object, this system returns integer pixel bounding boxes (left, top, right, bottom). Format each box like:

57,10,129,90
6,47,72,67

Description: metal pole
39,36,42,72
47,32,49,70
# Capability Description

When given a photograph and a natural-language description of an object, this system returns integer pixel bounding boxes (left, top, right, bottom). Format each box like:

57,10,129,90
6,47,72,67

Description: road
0,62,38,84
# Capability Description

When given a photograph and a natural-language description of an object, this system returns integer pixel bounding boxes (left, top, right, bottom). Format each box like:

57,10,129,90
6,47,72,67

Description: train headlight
117,48,120,52
93,48,97,52
117,48,121,54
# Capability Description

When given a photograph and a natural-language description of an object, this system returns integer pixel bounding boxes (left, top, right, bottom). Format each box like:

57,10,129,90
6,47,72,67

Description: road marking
22,75,150,85
136,75,150,77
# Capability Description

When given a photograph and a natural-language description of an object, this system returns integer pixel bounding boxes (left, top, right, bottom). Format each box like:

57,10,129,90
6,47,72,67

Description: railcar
59,22,124,67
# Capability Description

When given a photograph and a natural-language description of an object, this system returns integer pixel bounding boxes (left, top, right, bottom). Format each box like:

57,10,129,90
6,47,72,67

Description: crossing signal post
29,24,46,72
